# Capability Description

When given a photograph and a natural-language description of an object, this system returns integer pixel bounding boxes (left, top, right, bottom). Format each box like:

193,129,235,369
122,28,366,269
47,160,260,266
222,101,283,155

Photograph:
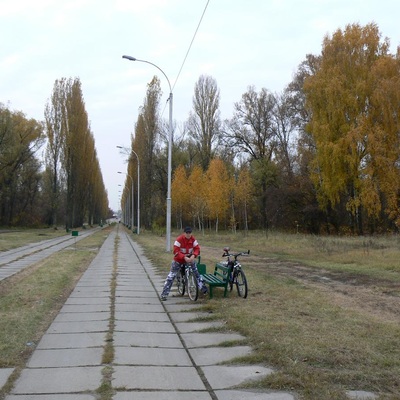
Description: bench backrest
214,262,231,282
197,255,207,275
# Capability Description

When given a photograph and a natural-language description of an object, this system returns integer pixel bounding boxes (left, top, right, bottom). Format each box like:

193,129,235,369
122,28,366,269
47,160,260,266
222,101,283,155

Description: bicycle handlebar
222,249,250,258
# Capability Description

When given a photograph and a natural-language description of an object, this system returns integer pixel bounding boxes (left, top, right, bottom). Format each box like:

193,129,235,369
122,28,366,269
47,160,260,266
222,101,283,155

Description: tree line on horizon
121,22,400,235
2,22,399,234
0,78,109,229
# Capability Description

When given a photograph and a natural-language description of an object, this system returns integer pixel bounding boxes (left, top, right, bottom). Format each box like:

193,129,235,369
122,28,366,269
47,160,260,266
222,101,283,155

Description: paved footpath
2,227,296,400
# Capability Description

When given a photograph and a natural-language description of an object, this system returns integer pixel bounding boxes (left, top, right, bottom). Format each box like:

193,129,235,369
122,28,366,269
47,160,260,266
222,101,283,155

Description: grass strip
135,230,400,400
0,227,111,398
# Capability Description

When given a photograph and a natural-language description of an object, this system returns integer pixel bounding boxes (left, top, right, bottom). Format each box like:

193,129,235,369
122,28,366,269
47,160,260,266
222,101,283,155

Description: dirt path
251,257,400,325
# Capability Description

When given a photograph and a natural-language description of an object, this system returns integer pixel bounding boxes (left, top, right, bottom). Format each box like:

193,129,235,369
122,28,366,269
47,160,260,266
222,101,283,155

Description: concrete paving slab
74,283,110,288
113,366,206,390
68,289,110,297
53,311,109,322
115,290,157,298
114,347,192,366
115,297,160,305
117,275,150,280
27,348,103,367
47,320,109,333
117,283,154,290
114,320,175,333
115,311,170,322
59,304,109,313
175,321,225,333
0,368,14,388
65,297,110,305
36,332,106,349
201,365,274,389
114,392,212,400
115,303,164,312
347,390,378,399
6,395,97,400
113,331,183,348
214,390,296,400
190,346,253,365
11,366,103,394
181,332,246,348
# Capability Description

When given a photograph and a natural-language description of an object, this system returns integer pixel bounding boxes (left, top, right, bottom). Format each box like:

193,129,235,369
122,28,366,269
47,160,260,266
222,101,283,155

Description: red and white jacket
173,233,200,264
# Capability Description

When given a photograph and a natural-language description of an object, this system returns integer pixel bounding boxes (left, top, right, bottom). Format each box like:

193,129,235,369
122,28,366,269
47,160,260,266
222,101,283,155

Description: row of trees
120,22,400,234
0,78,109,228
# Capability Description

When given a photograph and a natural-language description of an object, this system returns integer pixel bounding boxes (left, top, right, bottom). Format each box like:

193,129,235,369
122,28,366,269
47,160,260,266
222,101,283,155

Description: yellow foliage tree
171,165,190,229
205,158,232,232
304,22,400,231
187,165,207,231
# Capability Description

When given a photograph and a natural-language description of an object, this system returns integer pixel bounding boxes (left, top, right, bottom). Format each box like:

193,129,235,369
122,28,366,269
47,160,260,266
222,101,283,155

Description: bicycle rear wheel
176,268,185,296
187,268,199,301
235,270,248,298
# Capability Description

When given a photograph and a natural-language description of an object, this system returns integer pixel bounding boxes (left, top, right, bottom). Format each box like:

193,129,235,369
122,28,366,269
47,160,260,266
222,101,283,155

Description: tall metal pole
117,146,140,235
122,55,172,251
118,172,134,232
131,150,140,235
167,92,172,252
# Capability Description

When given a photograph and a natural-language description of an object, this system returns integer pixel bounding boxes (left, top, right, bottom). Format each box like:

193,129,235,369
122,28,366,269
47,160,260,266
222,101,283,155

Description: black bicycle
222,247,249,298
176,263,199,301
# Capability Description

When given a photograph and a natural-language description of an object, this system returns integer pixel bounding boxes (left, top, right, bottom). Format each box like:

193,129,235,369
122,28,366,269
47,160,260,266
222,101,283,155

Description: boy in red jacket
160,226,208,300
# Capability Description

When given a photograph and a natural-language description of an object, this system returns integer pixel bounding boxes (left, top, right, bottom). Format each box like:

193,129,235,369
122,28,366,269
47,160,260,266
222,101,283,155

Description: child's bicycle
176,263,199,301
222,247,250,298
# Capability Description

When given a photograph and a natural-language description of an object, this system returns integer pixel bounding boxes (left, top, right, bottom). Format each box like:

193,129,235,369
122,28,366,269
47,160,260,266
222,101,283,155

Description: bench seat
201,262,231,298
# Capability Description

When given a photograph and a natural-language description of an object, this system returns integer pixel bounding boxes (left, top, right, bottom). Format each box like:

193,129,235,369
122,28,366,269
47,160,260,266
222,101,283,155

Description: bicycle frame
222,247,249,298
176,263,199,301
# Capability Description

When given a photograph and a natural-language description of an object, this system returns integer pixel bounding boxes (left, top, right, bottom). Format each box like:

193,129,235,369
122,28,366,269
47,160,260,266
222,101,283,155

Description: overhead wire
172,0,210,92
160,0,210,117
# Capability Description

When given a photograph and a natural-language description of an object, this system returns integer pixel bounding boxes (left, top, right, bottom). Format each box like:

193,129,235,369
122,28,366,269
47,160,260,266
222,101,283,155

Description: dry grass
0,227,69,251
0,227,111,370
135,229,400,400
2,226,400,399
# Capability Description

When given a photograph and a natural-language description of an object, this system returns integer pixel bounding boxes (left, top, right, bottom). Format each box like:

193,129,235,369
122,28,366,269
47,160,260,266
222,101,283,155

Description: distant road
0,229,100,282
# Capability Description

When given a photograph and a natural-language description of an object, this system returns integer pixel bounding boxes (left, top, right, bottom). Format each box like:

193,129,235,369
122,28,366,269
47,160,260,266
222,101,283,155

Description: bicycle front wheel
176,268,185,296
236,270,248,298
187,269,199,301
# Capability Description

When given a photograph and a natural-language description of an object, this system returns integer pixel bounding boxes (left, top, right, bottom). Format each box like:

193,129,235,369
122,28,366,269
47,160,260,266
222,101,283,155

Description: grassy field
0,226,112,397
1,226,400,399
135,229,400,400
0,227,69,251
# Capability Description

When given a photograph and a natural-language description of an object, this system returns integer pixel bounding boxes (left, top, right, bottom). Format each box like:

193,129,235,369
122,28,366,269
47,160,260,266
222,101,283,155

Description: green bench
200,261,232,299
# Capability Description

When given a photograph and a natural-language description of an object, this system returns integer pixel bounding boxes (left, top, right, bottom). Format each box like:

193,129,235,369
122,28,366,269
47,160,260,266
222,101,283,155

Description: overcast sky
1,0,399,212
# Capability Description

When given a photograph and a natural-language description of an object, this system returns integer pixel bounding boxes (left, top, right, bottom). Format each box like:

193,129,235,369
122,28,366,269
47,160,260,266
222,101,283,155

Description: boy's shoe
161,295,167,301
201,286,208,295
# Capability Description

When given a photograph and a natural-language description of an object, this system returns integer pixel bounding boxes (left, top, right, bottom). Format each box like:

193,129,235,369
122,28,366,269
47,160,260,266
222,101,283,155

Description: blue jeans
161,260,206,297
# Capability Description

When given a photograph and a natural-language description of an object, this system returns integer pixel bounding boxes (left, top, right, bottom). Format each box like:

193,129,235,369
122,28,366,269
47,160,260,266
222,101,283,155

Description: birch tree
304,22,400,232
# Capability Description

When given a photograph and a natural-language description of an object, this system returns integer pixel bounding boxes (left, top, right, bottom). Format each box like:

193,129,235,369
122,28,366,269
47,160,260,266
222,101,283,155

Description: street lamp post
118,172,134,232
117,146,140,235
122,54,172,252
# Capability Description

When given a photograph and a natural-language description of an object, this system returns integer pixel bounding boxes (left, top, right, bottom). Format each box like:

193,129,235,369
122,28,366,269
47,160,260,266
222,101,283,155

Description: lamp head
122,55,136,61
